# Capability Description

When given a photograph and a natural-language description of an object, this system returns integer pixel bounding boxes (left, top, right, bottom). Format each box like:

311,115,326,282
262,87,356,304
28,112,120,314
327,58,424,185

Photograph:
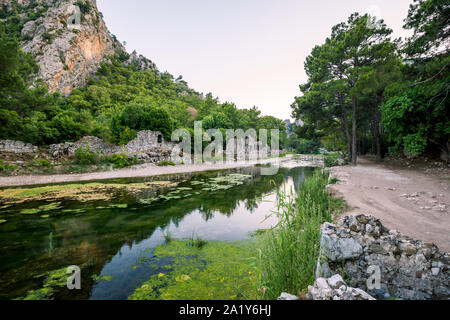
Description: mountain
0,0,287,148
1,0,124,95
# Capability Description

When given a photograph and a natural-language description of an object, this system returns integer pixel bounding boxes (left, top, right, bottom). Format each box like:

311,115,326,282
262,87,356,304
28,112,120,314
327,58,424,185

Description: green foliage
74,144,98,165
381,74,450,157
0,160,18,174
107,150,139,168
287,135,320,154
74,1,92,15
120,103,174,140
256,170,345,299
403,0,449,58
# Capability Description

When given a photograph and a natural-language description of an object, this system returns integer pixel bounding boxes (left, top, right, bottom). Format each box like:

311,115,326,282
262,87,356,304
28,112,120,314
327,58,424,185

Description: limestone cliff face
3,0,124,95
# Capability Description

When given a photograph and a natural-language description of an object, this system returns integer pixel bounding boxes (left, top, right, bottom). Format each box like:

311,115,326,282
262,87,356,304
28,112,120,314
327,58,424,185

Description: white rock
277,292,300,300
327,274,345,289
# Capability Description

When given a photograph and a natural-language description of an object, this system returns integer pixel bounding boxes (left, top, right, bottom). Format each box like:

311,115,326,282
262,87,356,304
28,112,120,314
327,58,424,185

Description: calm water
0,163,315,300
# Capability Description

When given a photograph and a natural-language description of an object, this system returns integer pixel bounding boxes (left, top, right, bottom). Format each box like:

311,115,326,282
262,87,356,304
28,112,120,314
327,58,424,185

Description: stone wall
0,140,38,154
316,214,449,300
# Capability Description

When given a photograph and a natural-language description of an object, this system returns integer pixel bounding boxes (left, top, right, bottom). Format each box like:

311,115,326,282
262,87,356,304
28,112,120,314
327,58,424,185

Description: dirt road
329,157,450,251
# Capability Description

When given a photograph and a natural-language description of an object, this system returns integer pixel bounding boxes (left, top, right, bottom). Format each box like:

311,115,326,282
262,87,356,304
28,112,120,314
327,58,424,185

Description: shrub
157,160,176,167
120,103,175,140
107,150,139,168
0,160,18,173
74,144,98,165
324,156,339,168
27,158,53,168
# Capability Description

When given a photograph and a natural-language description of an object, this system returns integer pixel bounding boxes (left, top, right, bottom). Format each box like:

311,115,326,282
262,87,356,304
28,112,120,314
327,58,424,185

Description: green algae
19,287,54,300
0,181,176,205
128,239,258,300
18,267,69,300
20,202,62,215
92,274,114,283
0,219,6,224
108,204,128,209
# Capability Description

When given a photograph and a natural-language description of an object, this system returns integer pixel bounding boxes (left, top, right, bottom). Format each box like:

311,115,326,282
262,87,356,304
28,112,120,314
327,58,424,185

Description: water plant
128,240,258,300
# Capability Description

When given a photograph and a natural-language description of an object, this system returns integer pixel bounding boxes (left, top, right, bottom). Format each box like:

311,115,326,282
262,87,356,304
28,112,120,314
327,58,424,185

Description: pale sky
97,0,413,120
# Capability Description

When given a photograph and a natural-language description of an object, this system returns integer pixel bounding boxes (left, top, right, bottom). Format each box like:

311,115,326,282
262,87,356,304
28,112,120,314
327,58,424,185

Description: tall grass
255,170,345,299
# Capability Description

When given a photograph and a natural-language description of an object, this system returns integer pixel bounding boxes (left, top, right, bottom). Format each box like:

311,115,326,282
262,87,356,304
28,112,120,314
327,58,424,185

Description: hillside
0,0,287,147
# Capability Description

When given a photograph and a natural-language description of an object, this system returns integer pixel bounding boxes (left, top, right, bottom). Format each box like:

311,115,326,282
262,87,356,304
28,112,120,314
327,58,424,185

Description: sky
97,0,414,120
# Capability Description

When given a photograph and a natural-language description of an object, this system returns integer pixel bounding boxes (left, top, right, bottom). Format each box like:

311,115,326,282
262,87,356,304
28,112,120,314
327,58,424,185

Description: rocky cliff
1,0,124,95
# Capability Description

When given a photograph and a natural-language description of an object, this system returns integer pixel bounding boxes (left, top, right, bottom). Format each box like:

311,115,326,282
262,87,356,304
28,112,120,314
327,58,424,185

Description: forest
290,0,449,163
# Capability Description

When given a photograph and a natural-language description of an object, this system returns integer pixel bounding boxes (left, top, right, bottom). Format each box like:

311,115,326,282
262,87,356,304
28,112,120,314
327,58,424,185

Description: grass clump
0,160,18,174
75,144,139,168
255,170,345,300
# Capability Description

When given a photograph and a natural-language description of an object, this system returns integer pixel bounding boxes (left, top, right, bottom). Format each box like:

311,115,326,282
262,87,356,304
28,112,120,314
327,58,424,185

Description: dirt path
329,157,450,251
0,157,288,187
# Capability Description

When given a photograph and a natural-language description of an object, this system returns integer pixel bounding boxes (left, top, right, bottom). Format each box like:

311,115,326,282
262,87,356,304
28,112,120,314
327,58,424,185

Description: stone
401,243,418,256
320,231,363,261
327,274,345,289
307,275,375,300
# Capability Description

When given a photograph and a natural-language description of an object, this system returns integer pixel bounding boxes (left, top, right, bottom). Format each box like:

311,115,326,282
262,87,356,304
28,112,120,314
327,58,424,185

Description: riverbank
329,156,450,251
0,156,297,187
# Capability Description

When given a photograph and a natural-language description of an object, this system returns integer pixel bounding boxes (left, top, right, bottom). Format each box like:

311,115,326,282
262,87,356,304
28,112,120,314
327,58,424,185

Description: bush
324,156,339,168
157,160,176,167
120,103,175,139
0,160,18,173
27,158,53,168
107,151,139,168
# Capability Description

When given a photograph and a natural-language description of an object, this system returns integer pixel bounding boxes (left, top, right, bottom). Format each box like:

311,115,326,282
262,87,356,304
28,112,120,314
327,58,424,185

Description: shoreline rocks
315,214,449,300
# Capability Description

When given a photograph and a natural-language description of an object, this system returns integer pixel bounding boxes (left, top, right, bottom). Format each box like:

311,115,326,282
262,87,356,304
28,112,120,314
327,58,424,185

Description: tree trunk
374,122,382,162
351,99,358,165
340,95,352,162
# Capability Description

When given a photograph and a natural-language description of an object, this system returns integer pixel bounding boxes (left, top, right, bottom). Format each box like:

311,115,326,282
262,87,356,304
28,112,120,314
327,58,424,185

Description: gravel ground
329,157,450,251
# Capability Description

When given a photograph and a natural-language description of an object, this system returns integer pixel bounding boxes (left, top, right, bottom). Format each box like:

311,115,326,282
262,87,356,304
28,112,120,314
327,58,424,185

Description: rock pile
316,214,449,300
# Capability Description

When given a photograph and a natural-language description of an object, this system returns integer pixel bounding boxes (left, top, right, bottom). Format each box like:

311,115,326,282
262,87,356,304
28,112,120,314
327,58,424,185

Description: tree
292,13,398,163
381,0,449,161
